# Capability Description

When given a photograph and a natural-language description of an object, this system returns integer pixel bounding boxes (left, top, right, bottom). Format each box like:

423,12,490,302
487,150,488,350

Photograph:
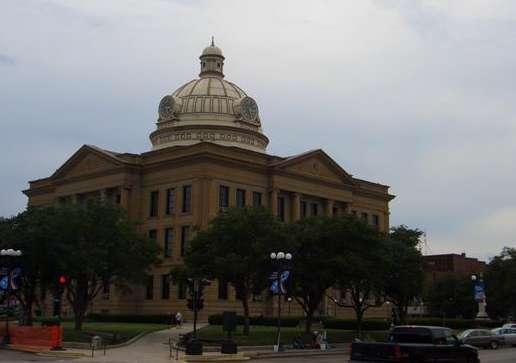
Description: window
333,207,338,216
161,274,170,299
148,229,157,241
311,203,318,216
219,185,229,211
278,197,285,222
145,275,154,300
182,185,192,213
372,215,380,230
361,212,368,223
165,188,175,215
178,281,186,299
252,192,262,207
352,210,357,216
236,189,246,208
181,226,191,257
301,201,307,218
164,228,173,258
149,191,159,217
218,278,228,300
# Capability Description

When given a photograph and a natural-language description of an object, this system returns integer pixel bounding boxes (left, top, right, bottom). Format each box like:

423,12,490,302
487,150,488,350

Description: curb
183,354,251,362
63,330,150,350
244,348,350,360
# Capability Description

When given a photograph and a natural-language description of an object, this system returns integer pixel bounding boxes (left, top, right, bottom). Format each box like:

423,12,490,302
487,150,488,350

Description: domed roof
201,36,224,58
171,77,247,115
150,40,269,153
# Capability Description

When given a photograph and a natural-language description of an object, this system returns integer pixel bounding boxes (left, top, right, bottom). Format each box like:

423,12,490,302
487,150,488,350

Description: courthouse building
24,41,395,320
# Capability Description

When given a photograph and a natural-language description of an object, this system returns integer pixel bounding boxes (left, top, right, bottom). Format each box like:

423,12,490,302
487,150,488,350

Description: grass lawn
60,322,168,344
197,325,388,346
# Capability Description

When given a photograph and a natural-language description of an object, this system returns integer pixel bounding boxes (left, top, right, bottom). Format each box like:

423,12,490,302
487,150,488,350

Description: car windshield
390,328,433,344
458,330,472,339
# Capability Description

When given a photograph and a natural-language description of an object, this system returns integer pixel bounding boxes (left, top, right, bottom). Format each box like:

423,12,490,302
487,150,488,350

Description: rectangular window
182,185,192,213
301,201,307,218
165,188,175,215
219,185,229,211
311,203,318,216
218,278,228,300
372,214,380,230
252,192,262,207
178,281,186,300
145,275,154,300
236,189,246,208
361,212,369,223
148,229,157,241
278,197,285,222
164,228,173,258
181,226,191,257
149,191,159,217
161,274,170,299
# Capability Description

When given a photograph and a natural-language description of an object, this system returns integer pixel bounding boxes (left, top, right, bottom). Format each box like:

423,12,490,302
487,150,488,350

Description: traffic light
58,275,67,285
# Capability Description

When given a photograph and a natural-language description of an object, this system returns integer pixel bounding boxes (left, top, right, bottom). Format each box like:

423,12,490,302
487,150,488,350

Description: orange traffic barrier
5,325,63,349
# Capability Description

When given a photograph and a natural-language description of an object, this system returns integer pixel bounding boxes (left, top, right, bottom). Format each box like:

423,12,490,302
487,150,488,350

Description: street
1,348,516,363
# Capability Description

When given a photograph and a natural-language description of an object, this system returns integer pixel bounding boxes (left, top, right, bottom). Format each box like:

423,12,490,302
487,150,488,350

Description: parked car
502,323,516,329
349,325,479,363
458,329,503,349
492,327,516,346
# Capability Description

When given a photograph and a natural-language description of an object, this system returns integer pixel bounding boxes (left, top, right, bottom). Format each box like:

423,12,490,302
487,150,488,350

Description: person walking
175,311,183,328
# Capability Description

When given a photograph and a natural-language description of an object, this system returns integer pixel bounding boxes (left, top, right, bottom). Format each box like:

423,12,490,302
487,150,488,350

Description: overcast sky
1,0,515,260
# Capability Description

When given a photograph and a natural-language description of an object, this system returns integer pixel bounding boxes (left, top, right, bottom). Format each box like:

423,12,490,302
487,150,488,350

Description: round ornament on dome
235,96,259,124
158,95,180,121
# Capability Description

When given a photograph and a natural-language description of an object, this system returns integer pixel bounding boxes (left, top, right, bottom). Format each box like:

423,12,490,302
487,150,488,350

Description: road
1,347,515,362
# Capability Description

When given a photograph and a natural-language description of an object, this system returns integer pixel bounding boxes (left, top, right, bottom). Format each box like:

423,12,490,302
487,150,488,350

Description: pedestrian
175,311,183,328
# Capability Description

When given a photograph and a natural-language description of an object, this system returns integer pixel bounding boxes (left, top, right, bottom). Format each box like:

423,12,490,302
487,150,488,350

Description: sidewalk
67,323,198,363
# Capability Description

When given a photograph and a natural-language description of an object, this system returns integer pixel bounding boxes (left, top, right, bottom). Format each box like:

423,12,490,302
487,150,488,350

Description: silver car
458,329,504,349
492,327,516,346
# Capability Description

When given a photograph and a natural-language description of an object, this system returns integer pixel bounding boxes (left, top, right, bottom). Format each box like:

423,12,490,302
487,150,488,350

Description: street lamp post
270,251,292,352
471,274,489,320
1,248,23,345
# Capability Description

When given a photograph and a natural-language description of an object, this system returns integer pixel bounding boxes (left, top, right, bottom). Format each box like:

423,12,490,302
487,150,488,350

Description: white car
492,327,516,346
502,323,516,329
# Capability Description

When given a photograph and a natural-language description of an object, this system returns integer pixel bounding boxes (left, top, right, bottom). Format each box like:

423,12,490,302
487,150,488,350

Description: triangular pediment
52,145,124,179
271,149,354,185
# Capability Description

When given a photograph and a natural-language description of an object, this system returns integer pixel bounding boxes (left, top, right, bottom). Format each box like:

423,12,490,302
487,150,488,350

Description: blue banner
474,282,485,301
270,271,290,294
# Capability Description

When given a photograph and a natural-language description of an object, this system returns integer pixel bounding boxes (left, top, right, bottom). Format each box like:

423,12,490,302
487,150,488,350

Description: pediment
52,145,123,179
271,150,354,185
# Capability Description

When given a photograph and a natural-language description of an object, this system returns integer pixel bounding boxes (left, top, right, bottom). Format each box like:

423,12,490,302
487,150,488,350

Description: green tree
425,274,476,319
55,202,160,330
485,247,516,320
0,207,60,325
336,217,386,337
383,225,425,324
184,207,284,335
286,216,344,333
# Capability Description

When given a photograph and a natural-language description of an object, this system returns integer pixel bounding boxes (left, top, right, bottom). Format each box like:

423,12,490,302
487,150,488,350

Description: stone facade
23,41,395,321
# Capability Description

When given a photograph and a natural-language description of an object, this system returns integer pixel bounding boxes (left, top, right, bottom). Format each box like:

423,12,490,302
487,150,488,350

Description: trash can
186,340,203,355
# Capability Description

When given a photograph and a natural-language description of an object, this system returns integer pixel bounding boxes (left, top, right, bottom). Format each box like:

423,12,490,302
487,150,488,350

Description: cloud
1,0,516,259
0,54,15,66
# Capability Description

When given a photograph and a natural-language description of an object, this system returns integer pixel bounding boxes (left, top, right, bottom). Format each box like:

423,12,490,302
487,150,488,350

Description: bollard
91,335,102,357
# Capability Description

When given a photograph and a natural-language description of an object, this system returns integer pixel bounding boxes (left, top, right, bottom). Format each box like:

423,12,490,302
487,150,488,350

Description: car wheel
490,341,499,350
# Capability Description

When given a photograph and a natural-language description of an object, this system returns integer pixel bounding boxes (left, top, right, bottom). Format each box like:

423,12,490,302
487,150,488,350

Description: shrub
406,317,502,330
86,313,170,324
322,318,391,330
207,314,300,327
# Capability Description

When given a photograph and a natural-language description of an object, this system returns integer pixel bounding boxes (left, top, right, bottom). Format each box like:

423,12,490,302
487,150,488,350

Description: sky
1,0,515,261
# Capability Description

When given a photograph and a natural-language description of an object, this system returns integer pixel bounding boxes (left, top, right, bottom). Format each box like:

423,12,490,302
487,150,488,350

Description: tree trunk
71,277,89,331
242,292,251,336
304,309,314,333
24,291,34,326
355,308,364,338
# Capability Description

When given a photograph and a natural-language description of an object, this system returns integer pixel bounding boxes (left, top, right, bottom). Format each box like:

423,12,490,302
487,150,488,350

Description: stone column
325,199,334,216
291,193,301,221
120,186,130,209
269,189,279,217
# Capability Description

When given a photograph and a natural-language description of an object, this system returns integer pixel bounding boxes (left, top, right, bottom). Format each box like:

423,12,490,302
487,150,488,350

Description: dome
149,41,269,153
201,45,224,58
